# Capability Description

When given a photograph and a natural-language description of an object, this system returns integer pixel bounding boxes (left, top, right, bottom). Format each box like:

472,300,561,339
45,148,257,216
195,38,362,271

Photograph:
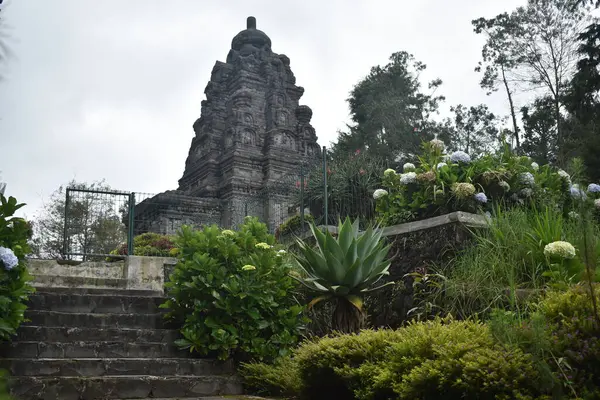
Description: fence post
322,146,328,227
300,163,305,231
127,193,136,256
62,188,71,259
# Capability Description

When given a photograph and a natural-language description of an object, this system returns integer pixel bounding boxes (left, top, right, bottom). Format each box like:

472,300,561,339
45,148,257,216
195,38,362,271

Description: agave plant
293,217,394,333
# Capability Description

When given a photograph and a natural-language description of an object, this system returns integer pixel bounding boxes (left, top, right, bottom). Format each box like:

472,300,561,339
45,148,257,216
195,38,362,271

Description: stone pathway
0,286,244,399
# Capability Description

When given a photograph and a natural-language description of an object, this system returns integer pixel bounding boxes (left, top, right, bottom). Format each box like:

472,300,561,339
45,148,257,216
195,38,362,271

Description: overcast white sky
1,0,527,218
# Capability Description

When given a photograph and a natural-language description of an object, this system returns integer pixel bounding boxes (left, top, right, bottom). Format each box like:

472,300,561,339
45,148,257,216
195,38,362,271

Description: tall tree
30,180,125,260
474,0,593,164
473,13,522,149
332,51,444,162
521,96,560,164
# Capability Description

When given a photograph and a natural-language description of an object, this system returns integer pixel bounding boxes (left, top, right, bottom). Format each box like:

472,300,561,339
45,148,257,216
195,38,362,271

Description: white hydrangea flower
436,162,447,170
383,168,397,177
520,172,535,186
403,163,416,172
595,199,600,209
558,169,571,183
255,242,271,250
400,172,417,185
0,247,18,271
430,139,446,152
450,151,471,163
531,162,539,171
543,241,576,260
568,211,580,220
373,189,388,200
277,249,287,256
221,229,235,237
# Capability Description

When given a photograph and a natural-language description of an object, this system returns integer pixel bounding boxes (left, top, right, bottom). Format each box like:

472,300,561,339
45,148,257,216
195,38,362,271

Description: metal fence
59,148,388,259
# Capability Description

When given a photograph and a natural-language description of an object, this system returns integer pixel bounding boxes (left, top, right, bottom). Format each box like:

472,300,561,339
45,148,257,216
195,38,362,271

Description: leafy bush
538,284,600,397
0,195,35,341
243,319,546,400
161,217,306,361
111,232,176,257
240,355,302,397
375,139,575,226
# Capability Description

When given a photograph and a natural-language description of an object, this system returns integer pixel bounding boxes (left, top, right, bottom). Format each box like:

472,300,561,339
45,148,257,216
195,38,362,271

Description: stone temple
133,16,321,234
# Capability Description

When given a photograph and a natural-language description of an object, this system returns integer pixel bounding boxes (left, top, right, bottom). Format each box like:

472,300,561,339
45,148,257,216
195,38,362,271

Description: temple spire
247,16,256,29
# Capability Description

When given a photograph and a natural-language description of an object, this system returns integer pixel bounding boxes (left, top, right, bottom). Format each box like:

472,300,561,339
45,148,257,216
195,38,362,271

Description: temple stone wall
133,16,320,234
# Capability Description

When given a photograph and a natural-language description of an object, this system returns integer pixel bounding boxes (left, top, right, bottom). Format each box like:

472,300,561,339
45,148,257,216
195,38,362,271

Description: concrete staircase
1,259,245,400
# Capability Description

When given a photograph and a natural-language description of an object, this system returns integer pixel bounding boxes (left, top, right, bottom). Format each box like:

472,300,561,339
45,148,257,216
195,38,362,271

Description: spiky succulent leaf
294,218,393,300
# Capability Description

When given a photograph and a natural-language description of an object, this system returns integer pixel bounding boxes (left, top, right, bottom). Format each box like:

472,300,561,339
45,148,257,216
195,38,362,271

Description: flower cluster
450,151,471,164
373,189,388,200
255,242,271,250
474,192,488,204
543,241,576,260
519,172,535,187
499,181,511,192
558,169,571,184
241,264,256,271
221,229,235,237
384,168,397,177
588,183,600,193
403,163,416,172
570,185,587,200
452,183,476,199
0,247,18,271
400,172,417,185
417,171,436,183
531,162,539,171
430,139,445,152
595,199,600,209
436,162,447,170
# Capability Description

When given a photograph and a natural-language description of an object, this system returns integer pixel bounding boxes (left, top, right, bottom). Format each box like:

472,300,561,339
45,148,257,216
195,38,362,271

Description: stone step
9,375,243,400
17,326,180,343
27,292,166,314
23,310,165,329
1,340,192,359
1,357,235,377
32,274,128,289
34,286,163,296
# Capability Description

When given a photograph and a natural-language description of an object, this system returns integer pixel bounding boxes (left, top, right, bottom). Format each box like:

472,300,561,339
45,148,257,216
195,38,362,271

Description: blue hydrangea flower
570,185,587,200
0,247,18,271
520,172,535,187
474,192,487,203
450,151,471,163
588,183,600,193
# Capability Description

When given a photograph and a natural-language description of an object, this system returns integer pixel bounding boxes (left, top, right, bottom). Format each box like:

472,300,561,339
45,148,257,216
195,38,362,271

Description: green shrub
244,319,546,400
161,217,306,361
0,195,35,341
294,329,401,400
538,284,600,397
352,319,543,400
111,232,176,257
240,355,302,397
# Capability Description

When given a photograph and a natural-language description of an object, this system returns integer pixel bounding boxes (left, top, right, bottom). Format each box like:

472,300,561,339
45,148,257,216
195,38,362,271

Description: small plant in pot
293,217,394,334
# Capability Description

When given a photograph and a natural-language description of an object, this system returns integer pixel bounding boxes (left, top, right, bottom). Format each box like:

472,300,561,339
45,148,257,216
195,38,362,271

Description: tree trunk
332,297,364,334
502,65,520,150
